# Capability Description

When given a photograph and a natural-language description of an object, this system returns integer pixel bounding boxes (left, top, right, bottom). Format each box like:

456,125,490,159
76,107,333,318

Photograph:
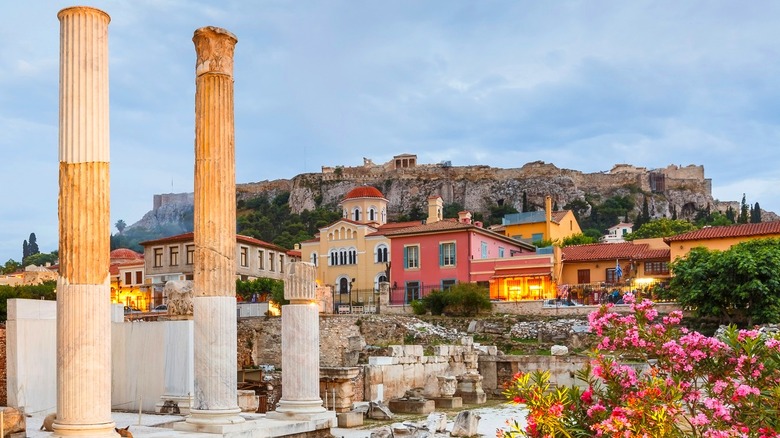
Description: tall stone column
55,6,115,438
268,263,334,425
186,26,243,426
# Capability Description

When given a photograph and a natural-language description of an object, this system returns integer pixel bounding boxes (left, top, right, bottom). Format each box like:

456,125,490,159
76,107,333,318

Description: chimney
545,195,552,239
474,220,483,228
427,195,443,224
458,211,472,225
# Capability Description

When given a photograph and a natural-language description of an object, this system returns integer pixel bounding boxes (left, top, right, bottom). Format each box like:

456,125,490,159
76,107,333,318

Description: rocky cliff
130,159,776,235
246,160,741,222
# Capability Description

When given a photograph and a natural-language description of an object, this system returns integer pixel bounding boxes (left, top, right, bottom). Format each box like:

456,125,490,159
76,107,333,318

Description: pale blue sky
1,1,779,262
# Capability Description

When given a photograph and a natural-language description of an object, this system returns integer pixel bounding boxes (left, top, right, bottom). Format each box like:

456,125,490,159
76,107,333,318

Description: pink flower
581,387,594,404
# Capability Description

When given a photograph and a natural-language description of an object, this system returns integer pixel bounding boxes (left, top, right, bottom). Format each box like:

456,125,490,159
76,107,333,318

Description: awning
491,267,552,278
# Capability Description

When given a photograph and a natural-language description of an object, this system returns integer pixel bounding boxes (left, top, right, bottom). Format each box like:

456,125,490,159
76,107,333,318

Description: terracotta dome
110,248,143,260
343,186,384,200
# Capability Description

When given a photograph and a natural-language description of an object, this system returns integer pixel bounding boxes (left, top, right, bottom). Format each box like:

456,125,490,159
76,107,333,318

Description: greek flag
616,259,623,279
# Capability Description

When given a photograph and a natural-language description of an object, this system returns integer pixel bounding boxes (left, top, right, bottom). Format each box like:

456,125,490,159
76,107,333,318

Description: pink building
385,203,551,304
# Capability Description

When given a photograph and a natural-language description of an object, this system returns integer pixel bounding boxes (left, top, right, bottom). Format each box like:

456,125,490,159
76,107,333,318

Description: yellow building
298,186,421,304
664,221,780,261
560,239,670,304
108,248,148,310
501,196,582,245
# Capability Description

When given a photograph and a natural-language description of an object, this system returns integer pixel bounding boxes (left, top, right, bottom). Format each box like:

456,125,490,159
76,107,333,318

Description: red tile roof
365,221,423,237
562,242,669,262
552,211,569,223
663,221,780,242
382,219,536,250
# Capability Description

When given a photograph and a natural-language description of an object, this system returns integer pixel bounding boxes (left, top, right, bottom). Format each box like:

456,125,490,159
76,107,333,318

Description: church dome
343,186,384,200
110,248,143,261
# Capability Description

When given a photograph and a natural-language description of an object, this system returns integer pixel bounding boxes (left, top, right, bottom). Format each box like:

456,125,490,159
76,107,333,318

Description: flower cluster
501,295,780,437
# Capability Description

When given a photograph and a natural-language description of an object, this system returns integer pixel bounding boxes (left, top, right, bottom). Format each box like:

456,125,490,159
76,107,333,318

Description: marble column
267,263,333,423
187,26,243,426
55,6,115,438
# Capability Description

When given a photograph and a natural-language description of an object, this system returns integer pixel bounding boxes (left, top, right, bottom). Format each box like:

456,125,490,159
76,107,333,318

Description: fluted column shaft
55,6,115,438
272,262,326,416
189,26,243,425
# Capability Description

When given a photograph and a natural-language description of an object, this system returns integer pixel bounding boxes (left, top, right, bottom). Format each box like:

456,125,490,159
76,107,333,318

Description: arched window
368,206,377,222
329,249,338,266
310,253,318,267
348,249,357,264
339,277,349,294
381,208,387,224
352,207,361,222
375,244,388,263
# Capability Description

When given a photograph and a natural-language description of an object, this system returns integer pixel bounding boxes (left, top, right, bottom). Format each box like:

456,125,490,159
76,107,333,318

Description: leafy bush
500,295,780,437
0,281,57,321
410,299,427,315
417,283,492,317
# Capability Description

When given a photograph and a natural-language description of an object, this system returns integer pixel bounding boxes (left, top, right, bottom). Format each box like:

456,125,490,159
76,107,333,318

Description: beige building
140,232,296,288
298,186,420,296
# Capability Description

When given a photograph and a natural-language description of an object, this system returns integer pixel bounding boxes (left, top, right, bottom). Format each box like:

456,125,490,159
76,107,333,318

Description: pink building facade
385,211,551,304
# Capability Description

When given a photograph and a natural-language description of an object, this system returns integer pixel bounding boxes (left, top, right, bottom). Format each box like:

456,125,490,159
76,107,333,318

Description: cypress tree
22,240,29,261
28,233,39,256
738,194,749,224
522,192,528,213
751,202,762,223
726,206,735,223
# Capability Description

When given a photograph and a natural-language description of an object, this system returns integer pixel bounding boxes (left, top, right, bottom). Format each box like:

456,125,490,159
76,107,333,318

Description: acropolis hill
232,155,753,221
131,156,776,238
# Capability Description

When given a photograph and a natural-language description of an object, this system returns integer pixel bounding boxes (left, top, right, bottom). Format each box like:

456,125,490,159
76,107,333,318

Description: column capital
57,6,111,24
193,26,237,77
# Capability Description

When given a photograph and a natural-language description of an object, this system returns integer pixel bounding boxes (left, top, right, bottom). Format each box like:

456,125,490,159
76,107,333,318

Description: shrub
500,294,780,437
410,299,427,315
417,283,492,317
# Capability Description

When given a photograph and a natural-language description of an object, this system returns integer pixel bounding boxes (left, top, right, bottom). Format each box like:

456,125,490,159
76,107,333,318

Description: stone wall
363,339,485,402
479,354,591,396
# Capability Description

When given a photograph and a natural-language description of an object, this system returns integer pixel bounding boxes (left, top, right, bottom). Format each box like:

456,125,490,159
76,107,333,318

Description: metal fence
331,288,381,314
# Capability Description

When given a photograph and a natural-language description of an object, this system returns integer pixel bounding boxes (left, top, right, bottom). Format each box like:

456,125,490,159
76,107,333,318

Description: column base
175,407,245,433
52,421,116,438
272,398,327,414
266,409,336,428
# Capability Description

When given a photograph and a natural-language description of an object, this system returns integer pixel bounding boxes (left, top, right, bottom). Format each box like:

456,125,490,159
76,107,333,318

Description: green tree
738,193,749,224
634,197,651,229
522,191,529,213
725,205,736,223
442,203,464,218
559,233,598,247
0,280,57,321
236,277,285,305
486,203,518,226
23,251,58,267
28,233,39,256
563,199,591,222
2,259,21,274
22,240,29,261
751,202,762,223
624,218,697,240
669,238,780,326
115,219,127,234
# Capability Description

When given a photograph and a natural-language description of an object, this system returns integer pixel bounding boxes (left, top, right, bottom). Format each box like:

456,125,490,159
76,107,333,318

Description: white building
601,222,633,243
